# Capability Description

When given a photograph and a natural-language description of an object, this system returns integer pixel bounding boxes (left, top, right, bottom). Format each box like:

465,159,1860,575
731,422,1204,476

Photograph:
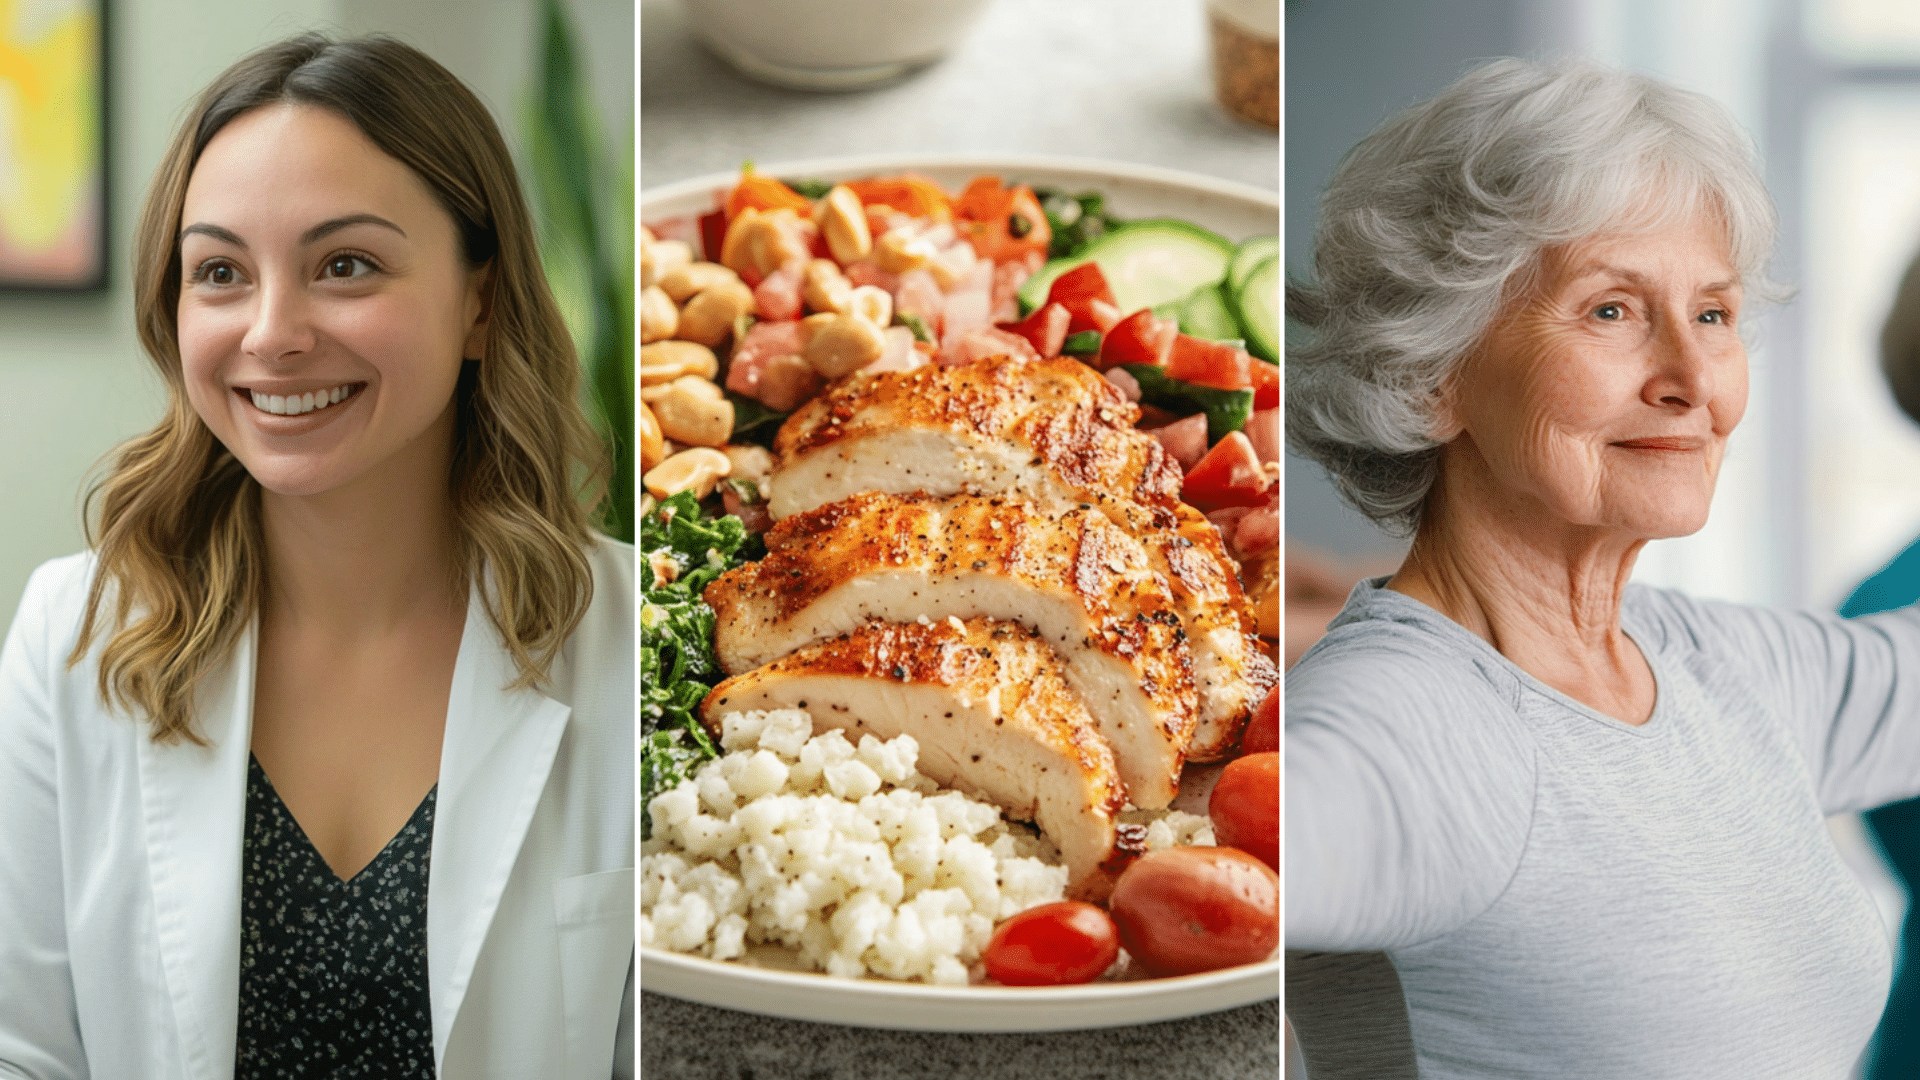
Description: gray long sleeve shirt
1285,579,1920,1079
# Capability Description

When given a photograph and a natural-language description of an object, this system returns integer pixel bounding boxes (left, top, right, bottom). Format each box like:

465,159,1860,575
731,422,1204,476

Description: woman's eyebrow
176,214,408,250
301,213,406,245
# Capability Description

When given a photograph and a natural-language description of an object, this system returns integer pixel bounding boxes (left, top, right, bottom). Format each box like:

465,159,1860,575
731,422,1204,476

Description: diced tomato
1249,358,1279,410
989,250,1044,322
724,169,813,220
1150,413,1211,472
697,209,728,264
724,320,807,397
1244,407,1279,464
1097,309,1179,370
1044,264,1121,336
1167,334,1254,391
863,325,925,374
939,326,1043,367
955,177,1051,263
845,174,952,220
894,269,946,340
752,258,806,322
1235,490,1280,557
1182,431,1270,512
998,302,1071,359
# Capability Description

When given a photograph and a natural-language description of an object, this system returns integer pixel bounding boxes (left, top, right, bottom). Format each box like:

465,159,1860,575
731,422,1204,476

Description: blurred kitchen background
0,0,631,616
641,0,1276,193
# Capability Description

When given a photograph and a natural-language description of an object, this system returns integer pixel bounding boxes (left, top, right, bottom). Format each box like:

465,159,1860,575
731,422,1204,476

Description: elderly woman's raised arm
1285,616,1535,951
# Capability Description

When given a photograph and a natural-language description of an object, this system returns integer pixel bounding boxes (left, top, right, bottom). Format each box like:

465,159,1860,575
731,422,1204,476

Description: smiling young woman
0,34,633,1080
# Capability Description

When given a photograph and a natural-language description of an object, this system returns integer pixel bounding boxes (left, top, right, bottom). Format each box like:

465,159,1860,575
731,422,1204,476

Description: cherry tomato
1210,752,1279,871
1046,263,1122,335
1000,301,1072,359
1167,334,1254,391
982,900,1121,985
1098,308,1179,370
1241,686,1278,756
1108,847,1279,977
1182,431,1271,512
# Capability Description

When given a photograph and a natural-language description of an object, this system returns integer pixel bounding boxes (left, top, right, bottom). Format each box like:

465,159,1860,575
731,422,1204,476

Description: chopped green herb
726,391,790,449
781,177,834,200
1031,187,1123,260
639,492,753,837
895,310,935,344
1061,330,1103,356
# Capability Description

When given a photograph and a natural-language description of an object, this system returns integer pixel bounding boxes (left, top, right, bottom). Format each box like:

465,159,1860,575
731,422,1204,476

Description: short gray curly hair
1287,57,1778,536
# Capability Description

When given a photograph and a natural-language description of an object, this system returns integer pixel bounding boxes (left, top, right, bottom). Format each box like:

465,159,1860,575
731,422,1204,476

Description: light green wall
0,0,630,617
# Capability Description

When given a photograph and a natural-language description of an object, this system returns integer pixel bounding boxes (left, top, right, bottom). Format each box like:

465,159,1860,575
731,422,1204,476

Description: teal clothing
1842,534,1920,1080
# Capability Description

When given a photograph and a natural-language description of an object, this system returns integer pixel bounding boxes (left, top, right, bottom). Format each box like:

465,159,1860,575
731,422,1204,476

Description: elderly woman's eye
1700,309,1730,324
1593,303,1624,320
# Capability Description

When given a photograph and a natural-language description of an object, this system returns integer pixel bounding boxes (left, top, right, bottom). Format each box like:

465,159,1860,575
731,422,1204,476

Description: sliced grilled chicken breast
700,616,1125,889
705,492,1197,808
767,354,1182,523
1157,503,1279,760
767,355,1274,760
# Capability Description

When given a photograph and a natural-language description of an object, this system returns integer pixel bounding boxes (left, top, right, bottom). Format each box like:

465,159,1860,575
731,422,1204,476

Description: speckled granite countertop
638,0,1278,1072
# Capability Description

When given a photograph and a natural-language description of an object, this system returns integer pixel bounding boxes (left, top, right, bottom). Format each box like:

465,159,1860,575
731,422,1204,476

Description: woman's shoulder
7,550,102,649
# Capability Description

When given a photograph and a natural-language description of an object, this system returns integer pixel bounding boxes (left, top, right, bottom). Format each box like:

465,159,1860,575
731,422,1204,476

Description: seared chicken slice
701,617,1125,890
767,355,1273,760
1154,502,1280,759
705,492,1197,808
767,354,1182,523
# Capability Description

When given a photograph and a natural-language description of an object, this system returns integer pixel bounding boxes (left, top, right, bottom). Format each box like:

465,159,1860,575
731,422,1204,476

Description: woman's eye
189,260,239,286
1594,303,1624,321
1700,309,1729,324
322,254,375,279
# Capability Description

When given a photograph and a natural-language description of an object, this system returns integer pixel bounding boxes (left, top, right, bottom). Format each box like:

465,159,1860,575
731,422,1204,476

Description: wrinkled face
177,103,486,500
1441,212,1748,540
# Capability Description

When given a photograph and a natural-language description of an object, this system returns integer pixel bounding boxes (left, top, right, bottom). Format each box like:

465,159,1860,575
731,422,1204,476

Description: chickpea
639,400,667,472
813,184,872,266
757,353,825,412
657,261,739,304
640,237,690,290
871,227,934,274
643,447,732,500
639,285,678,344
846,285,892,329
675,279,756,348
802,258,853,314
639,340,718,385
650,376,735,448
805,313,887,378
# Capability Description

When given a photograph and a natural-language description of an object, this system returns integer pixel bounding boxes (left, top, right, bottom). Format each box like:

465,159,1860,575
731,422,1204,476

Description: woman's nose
1643,315,1717,410
240,279,315,363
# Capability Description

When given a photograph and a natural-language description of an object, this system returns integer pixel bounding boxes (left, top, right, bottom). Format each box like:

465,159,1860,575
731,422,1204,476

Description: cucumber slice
1226,235,1279,294
1235,255,1280,363
1176,280,1241,341
1120,364,1253,441
1018,219,1234,315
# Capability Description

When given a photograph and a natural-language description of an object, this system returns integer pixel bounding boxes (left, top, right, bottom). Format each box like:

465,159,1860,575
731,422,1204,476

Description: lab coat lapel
427,590,571,1065
137,619,254,1080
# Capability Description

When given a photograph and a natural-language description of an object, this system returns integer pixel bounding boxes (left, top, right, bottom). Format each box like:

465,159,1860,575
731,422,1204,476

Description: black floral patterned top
236,754,437,1079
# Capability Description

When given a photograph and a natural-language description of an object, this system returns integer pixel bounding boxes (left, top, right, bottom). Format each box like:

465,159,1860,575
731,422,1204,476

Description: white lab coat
0,539,635,1080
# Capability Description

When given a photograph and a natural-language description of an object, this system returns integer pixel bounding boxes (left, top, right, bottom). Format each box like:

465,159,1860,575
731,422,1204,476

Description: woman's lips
1613,437,1705,451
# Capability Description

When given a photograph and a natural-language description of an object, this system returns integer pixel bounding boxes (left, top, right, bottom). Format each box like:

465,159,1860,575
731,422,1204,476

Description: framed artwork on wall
0,0,105,291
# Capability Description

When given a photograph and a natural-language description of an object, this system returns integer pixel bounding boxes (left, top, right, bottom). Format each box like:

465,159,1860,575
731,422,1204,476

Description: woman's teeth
250,385,354,416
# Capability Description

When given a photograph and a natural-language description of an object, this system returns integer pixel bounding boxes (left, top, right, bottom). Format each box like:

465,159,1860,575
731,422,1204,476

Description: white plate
638,156,1279,1032
640,153,1279,248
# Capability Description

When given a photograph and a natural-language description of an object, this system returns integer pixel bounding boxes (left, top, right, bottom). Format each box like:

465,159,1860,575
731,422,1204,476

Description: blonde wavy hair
74,33,607,744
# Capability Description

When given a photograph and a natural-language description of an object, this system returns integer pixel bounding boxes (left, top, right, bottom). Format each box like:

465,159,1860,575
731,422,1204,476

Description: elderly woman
1287,58,1920,1078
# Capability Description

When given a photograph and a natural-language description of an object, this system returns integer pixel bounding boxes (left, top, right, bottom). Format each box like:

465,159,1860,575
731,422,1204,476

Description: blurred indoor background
0,0,631,616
